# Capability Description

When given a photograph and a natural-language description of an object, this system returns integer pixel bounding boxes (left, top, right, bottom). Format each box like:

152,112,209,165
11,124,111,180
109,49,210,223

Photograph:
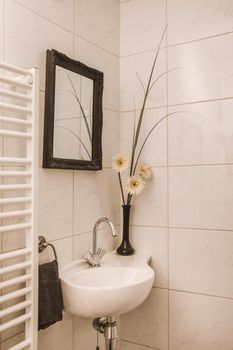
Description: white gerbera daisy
137,162,152,180
112,153,129,173
126,176,145,196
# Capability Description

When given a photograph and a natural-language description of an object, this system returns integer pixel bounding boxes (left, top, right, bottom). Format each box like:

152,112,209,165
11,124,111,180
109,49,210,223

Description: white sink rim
62,266,154,291
60,251,155,318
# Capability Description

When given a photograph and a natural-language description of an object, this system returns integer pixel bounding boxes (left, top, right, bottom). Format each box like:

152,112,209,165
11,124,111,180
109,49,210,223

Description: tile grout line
154,286,233,302
39,89,119,113
49,225,122,244
167,29,233,49
10,0,74,33
45,226,233,241
120,95,233,114
130,224,233,233
120,30,233,59
100,163,233,169
10,0,119,59
77,34,119,58
120,338,160,350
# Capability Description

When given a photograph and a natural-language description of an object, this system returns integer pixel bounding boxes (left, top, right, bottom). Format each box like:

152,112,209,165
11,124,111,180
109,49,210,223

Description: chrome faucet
82,217,118,267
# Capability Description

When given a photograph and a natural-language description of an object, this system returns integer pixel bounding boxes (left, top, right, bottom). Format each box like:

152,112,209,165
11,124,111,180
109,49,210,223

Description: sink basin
60,252,154,318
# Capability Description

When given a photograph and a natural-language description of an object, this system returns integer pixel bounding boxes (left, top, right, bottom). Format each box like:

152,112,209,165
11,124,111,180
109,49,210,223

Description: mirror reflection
54,67,93,161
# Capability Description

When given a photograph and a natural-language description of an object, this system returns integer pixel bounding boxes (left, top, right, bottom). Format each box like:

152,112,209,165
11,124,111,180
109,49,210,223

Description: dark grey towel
38,260,63,330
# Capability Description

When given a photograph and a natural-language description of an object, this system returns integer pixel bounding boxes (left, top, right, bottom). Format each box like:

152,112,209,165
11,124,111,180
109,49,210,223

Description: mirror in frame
43,49,103,170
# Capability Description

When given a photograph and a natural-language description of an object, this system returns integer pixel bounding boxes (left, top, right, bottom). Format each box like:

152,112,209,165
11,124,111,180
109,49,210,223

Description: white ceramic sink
60,251,154,318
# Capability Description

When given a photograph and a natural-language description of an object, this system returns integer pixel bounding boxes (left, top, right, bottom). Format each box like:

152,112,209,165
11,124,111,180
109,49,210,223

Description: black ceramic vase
116,204,135,256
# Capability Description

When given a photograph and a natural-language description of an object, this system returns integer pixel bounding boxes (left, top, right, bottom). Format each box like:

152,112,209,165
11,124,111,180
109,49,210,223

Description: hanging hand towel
38,259,63,330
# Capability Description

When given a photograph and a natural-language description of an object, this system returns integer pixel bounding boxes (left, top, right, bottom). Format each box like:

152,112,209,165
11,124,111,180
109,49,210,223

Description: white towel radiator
0,62,38,349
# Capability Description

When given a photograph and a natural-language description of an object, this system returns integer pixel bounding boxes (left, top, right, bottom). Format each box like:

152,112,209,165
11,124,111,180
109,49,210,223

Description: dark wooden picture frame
43,49,103,170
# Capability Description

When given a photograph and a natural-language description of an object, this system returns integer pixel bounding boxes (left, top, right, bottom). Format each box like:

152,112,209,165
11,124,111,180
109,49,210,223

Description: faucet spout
82,217,118,267
93,217,118,254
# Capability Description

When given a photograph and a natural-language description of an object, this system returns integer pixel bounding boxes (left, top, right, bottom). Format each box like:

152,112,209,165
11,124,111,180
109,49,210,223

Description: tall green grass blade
65,72,92,143
132,111,198,173
55,125,91,160
130,26,167,175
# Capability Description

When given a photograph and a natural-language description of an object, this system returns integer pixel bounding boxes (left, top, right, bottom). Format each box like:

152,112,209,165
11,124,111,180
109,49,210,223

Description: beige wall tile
120,108,167,167
131,167,168,228
169,228,233,298
120,48,167,111
74,316,106,350
169,165,233,230
167,0,233,46
38,312,74,350
74,169,120,235
121,288,168,350
120,340,156,349
120,0,166,56
169,290,233,350
74,232,92,260
5,0,73,91
75,0,119,56
130,226,168,288
13,0,74,32
103,109,120,168
39,237,74,268
38,168,73,241
168,34,233,105
168,99,233,166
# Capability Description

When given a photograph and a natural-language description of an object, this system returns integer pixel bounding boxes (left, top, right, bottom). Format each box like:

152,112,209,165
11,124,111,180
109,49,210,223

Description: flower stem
118,173,126,205
127,193,132,205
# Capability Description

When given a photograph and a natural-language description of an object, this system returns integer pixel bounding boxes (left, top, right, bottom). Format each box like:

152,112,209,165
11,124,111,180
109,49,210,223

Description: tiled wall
1,1,233,349
0,0,120,349
119,0,233,349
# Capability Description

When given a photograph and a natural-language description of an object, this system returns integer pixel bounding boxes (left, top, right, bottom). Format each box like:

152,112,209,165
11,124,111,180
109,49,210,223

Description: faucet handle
96,247,105,259
82,251,95,265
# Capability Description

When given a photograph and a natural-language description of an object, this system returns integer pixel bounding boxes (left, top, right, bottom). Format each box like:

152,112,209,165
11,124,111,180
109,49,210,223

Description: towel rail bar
0,248,31,261
0,184,32,191
0,116,32,126
0,287,32,304
0,171,32,177
0,313,32,332
0,88,32,101
0,300,32,318
0,210,32,219
0,274,32,289
0,197,32,205
0,75,32,89
0,157,31,164
0,261,32,275
0,102,32,114
10,339,32,350
0,130,31,138
0,223,32,233
0,62,33,76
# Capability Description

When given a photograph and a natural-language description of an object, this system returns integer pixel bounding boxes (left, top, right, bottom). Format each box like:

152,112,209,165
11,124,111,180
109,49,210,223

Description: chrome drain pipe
93,316,118,350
